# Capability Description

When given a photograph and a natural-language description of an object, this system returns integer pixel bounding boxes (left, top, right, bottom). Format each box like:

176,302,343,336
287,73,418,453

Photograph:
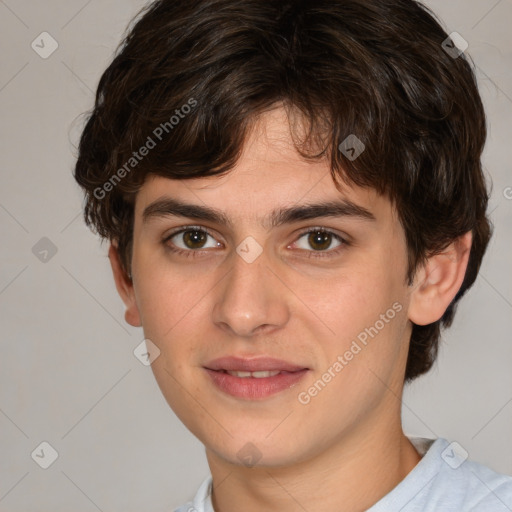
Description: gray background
1,0,511,510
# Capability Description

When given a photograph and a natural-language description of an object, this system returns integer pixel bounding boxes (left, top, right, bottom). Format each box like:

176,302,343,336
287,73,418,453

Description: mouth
203,356,310,400
217,369,291,378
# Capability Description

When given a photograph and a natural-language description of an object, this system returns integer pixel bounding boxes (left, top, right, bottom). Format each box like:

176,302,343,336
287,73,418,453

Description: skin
109,106,472,511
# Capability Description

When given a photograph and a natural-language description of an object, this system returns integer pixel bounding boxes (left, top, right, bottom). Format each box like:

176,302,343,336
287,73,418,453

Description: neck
206,417,422,512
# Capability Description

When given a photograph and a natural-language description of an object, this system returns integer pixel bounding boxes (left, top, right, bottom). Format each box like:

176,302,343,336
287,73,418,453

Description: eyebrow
142,196,376,229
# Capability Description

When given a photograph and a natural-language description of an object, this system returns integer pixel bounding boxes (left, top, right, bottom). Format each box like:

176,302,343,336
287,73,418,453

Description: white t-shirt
173,437,512,511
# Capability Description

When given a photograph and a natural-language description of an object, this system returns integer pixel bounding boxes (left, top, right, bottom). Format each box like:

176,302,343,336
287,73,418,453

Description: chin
201,426,312,468
210,442,301,469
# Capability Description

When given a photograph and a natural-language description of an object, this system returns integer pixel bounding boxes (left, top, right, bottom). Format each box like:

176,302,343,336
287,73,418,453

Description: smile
204,367,309,400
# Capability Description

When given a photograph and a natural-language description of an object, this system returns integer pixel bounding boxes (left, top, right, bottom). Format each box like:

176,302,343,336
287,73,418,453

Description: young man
73,0,512,510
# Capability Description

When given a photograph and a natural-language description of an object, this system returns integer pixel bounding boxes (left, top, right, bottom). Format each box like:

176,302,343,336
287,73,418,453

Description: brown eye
307,231,334,251
163,227,221,255
181,229,209,249
294,229,345,254
162,225,348,260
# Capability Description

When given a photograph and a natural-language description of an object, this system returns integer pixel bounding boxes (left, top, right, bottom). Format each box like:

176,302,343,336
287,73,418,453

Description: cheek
306,264,399,339
133,258,214,391
133,248,204,336
137,274,203,419
306,261,408,387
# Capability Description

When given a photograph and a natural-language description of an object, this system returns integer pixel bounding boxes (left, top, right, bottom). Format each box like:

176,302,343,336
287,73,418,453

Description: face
123,107,416,468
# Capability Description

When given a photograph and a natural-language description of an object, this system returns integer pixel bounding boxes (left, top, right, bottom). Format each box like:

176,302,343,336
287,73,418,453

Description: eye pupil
309,231,331,251
184,230,207,248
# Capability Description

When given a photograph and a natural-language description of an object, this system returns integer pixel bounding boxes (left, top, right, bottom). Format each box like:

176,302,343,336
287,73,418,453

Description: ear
108,242,142,327
408,231,473,326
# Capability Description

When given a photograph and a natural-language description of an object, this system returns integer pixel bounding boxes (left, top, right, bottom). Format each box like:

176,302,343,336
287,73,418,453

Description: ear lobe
108,242,142,327
408,231,473,326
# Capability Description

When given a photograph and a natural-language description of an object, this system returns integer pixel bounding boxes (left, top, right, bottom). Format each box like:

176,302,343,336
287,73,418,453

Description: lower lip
204,368,309,400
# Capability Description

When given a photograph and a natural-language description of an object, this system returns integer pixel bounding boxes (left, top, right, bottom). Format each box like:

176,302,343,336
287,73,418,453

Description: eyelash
162,225,350,260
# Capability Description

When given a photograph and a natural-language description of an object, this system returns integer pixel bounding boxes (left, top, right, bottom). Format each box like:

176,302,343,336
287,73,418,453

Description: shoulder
370,437,512,512
172,476,213,512
447,454,512,511
419,438,512,511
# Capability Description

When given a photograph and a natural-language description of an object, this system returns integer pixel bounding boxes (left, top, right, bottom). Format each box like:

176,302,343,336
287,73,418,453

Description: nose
212,247,291,338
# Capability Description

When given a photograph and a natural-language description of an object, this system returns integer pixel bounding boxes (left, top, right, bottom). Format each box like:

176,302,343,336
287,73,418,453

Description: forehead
134,107,398,230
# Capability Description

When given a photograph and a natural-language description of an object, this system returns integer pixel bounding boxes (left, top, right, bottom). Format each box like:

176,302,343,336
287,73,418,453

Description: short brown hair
73,0,492,382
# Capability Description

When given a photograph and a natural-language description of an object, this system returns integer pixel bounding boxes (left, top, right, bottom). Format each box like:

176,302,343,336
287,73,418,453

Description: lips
203,356,310,399
204,356,308,373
